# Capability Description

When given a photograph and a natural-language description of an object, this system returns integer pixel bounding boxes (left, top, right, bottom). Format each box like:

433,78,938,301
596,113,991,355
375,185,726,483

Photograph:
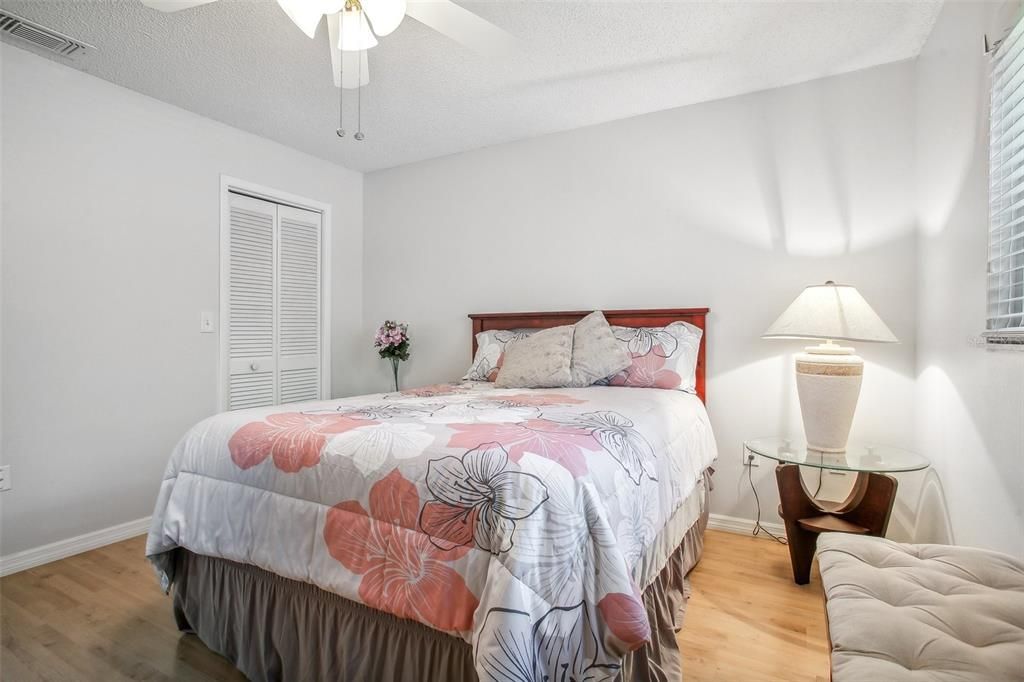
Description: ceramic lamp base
795,344,863,453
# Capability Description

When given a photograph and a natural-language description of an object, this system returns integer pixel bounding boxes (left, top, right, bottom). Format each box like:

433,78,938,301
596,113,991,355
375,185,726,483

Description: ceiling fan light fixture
328,14,370,89
338,9,378,51
341,49,369,88
362,0,406,37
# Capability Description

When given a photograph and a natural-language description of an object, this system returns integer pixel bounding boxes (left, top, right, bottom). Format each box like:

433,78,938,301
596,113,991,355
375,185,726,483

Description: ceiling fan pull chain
336,15,345,138
355,45,365,141
336,73,345,138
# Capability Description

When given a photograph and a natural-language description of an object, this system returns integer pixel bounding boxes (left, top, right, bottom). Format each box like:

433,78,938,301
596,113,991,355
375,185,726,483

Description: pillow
568,311,633,387
601,321,702,392
463,329,536,382
494,325,575,388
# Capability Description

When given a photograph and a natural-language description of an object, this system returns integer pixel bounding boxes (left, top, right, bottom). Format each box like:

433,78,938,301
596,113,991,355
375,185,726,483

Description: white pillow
494,325,575,388
568,311,633,387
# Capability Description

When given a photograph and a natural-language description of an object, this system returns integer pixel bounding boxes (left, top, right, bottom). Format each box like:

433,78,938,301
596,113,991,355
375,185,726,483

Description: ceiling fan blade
276,0,323,39
405,0,517,58
139,0,218,11
362,0,406,37
328,14,370,89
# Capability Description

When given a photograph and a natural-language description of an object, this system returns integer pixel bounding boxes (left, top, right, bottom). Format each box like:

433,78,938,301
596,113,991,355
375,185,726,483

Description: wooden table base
776,463,897,584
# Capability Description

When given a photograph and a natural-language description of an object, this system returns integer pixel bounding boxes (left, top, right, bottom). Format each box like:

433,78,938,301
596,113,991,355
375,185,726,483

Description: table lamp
762,281,897,452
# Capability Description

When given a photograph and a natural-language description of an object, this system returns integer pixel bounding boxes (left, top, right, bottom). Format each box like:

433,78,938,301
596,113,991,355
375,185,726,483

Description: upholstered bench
816,533,1024,681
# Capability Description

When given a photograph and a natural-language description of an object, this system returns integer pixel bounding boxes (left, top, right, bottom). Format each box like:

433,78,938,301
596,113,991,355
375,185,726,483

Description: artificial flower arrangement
374,320,410,391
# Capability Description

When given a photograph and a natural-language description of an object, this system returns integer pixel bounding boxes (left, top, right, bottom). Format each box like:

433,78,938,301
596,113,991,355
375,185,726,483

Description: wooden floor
679,531,829,681
1,530,828,681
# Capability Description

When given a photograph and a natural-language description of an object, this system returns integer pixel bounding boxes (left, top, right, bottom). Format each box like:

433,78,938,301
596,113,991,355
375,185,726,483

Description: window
222,188,329,410
989,15,1024,339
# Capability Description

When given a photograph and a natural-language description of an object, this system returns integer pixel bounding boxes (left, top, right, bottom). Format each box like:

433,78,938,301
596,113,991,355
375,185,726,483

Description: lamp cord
746,446,788,545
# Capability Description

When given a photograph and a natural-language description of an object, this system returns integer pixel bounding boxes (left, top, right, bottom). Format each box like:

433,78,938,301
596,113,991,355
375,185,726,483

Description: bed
146,308,716,682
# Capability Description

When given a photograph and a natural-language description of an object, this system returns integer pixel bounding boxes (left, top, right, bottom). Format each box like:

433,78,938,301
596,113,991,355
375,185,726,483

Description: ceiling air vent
0,10,93,58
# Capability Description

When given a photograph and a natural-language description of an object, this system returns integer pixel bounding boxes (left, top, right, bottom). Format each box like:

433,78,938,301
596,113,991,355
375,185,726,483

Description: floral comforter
146,382,717,681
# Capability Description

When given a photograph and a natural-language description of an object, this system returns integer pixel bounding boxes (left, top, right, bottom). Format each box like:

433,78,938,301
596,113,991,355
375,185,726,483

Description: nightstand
743,437,930,585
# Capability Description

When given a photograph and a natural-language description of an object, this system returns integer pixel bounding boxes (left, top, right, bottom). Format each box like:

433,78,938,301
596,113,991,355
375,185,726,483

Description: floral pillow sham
463,329,537,382
599,321,702,393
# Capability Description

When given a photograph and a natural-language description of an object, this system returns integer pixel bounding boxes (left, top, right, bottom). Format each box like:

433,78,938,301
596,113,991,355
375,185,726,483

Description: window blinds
226,193,323,410
989,15,1024,334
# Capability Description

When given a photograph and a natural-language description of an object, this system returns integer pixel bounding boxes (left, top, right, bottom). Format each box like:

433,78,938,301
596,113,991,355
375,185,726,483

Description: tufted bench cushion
817,533,1024,682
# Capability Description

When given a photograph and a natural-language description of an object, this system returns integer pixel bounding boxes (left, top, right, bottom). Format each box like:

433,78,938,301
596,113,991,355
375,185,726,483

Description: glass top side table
745,438,929,473
743,437,929,585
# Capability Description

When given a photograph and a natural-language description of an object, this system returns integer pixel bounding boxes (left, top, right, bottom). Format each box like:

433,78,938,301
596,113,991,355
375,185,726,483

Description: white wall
363,61,920,525
913,1,1024,557
0,45,363,557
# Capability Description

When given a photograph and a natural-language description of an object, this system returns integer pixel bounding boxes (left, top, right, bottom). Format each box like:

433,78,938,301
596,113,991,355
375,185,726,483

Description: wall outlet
0,465,10,492
743,448,760,467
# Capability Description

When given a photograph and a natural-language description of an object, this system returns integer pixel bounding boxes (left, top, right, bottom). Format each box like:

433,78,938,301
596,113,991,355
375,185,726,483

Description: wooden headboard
468,308,710,403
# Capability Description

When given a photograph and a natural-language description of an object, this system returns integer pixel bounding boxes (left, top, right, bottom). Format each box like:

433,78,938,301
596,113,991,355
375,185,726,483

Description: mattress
146,382,718,681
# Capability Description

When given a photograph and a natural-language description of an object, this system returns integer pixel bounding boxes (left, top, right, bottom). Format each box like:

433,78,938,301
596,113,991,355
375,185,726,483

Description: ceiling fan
138,0,517,89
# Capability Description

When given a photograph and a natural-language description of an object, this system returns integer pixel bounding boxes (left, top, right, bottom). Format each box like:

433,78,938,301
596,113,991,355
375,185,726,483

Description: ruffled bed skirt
171,473,710,682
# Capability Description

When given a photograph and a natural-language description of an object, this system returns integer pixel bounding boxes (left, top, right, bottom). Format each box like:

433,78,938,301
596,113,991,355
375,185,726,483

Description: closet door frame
218,175,333,411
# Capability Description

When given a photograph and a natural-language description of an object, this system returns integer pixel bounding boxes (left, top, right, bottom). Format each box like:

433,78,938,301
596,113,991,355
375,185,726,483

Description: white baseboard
0,516,151,577
708,512,786,538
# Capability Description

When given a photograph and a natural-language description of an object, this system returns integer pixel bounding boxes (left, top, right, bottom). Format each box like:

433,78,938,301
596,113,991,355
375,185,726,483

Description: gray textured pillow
494,325,574,388
462,328,536,382
568,311,632,387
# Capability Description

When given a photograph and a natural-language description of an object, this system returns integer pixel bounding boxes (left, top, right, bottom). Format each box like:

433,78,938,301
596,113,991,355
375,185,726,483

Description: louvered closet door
276,205,323,404
226,194,278,410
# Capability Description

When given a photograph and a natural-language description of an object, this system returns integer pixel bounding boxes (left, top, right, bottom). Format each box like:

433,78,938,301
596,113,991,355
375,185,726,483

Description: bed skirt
171,471,711,682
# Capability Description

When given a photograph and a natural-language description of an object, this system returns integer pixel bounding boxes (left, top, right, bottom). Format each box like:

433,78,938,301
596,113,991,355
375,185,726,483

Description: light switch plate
200,311,215,334
0,465,11,492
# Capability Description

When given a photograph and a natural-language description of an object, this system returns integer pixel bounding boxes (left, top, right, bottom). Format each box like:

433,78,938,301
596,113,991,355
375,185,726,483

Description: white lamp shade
363,0,406,36
338,10,379,51
762,282,898,344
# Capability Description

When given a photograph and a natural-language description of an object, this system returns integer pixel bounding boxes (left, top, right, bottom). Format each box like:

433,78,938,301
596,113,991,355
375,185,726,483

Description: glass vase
390,356,400,392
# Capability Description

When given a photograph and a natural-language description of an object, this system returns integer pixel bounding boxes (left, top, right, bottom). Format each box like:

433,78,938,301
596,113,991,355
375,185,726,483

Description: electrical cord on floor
745,447,788,545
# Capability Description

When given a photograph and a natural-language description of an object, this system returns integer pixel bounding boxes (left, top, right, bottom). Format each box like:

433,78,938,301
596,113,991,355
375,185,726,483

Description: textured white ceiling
3,0,942,172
